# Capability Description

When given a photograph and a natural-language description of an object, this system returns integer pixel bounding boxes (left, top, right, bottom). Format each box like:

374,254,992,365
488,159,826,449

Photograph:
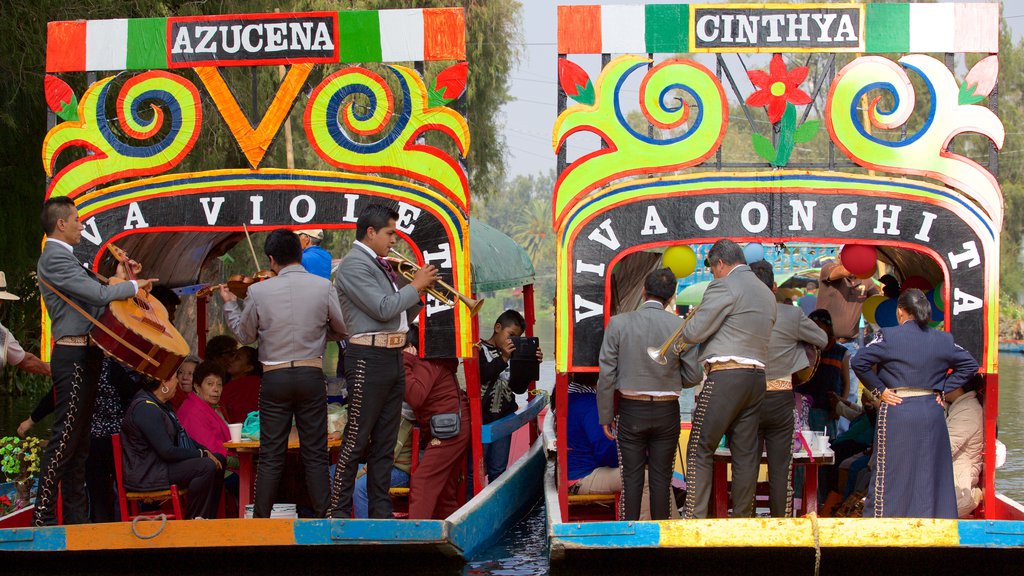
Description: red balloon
901,276,932,294
839,244,877,279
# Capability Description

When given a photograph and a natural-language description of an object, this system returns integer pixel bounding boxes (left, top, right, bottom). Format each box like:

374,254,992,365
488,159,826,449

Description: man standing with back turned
681,239,776,518
597,268,703,521
329,204,439,519
34,196,154,526
221,229,347,518
750,260,827,517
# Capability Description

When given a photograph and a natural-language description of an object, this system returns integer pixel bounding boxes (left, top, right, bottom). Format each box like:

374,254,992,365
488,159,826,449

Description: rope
130,513,168,540
808,511,821,576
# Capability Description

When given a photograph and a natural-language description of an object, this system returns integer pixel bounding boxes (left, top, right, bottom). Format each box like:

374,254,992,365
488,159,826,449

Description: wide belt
766,378,793,391
620,393,678,402
262,358,322,373
705,360,764,373
891,387,936,398
55,335,91,347
349,332,406,349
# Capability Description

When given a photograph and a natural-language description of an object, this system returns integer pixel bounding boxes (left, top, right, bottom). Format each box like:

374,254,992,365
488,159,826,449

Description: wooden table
224,437,342,518
712,447,835,517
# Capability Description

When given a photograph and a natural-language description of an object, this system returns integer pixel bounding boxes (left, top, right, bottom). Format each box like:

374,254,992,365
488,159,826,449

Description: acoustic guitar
91,245,191,381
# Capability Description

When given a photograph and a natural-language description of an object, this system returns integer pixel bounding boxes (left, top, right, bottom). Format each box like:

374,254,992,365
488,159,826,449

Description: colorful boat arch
52,169,472,359
555,171,997,373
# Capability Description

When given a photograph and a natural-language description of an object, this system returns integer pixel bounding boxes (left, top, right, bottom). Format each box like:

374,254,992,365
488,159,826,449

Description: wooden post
523,284,538,443
556,371,570,520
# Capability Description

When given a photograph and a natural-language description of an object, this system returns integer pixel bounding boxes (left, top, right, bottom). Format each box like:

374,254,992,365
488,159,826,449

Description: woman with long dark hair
851,289,978,518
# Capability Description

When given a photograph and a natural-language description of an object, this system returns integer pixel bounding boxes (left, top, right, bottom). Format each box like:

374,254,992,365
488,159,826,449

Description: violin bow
242,223,261,272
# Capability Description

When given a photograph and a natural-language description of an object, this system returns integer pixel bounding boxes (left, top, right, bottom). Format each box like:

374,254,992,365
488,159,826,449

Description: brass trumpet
647,306,698,365
387,248,485,316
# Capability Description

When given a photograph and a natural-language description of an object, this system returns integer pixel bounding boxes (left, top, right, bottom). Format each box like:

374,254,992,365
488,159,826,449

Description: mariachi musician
34,196,156,526
749,261,827,517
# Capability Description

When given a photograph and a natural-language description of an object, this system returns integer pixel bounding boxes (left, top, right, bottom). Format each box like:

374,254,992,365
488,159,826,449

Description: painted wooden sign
41,8,472,358
557,3,999,54
46,8,465,72
559,174,993,368
552,38,1004,374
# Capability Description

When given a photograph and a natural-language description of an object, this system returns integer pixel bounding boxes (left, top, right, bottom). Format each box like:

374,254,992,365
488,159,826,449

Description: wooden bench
567,492,620,520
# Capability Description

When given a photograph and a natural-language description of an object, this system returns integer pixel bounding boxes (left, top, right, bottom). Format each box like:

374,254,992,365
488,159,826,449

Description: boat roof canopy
469,218,535,292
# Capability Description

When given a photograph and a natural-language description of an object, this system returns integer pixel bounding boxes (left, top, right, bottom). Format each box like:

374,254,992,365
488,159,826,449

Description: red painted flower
746,54,812,124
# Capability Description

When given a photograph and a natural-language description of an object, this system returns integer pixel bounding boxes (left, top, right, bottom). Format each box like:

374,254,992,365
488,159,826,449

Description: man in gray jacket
34,196,154,526
750,260,827,517
681,239,776,518
329,204,438,519
597,268,702,520
221,229,347,518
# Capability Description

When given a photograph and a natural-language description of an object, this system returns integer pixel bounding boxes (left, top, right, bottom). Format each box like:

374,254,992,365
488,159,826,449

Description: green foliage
0,436,43,480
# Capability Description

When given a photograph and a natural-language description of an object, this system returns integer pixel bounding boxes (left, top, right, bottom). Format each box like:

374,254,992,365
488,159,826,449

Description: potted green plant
0,436,43,509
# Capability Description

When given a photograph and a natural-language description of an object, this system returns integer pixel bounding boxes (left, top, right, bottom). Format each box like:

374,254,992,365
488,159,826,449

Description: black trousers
617,398,680,521
86,436,116,523
758,389,795,518
34,344,102,526
168,457,223,519
684,367,765,519
255,366,329,518
329,345,404,519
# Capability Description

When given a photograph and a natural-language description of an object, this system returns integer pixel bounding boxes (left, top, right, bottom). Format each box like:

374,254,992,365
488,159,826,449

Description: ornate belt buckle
387,334,404,347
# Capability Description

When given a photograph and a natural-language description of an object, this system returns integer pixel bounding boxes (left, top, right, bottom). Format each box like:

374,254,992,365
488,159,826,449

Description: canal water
2,355,1023,575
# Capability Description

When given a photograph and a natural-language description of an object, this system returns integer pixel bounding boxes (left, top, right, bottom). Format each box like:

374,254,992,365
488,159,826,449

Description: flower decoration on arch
746,54,818,167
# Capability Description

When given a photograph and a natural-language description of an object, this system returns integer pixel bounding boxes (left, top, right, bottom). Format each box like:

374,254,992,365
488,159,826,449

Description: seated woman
171,356,199,411
121,374,225,519
220,346,262,424
178,362,233,461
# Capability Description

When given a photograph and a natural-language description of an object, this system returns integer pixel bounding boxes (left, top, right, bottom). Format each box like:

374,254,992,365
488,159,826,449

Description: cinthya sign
169,13,338,67
692,5,862,51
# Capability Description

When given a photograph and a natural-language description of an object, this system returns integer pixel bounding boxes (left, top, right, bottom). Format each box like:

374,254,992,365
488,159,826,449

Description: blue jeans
353,464,409,518
483,435,512,482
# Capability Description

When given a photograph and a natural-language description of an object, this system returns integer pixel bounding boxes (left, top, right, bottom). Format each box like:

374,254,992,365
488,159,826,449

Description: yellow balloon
861,294,887,325
663,245,697,279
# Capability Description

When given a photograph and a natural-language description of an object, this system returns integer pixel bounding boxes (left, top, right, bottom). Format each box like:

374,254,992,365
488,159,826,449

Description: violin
196,269,276,299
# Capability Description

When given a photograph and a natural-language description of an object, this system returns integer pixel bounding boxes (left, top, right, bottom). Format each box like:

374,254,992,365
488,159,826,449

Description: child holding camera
478,310,543,481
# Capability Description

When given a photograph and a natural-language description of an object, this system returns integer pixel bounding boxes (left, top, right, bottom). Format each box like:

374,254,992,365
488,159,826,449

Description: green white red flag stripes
557,3,999,55
46,8,465,72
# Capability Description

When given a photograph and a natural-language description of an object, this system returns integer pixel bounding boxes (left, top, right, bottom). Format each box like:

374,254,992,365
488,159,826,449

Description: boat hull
544,459,1024,568
0,438,546,567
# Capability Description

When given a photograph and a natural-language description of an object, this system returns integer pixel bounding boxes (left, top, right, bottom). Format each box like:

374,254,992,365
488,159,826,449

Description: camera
510,336,539,359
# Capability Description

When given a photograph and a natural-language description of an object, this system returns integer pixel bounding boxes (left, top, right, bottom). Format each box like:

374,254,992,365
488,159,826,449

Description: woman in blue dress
851,289,978,518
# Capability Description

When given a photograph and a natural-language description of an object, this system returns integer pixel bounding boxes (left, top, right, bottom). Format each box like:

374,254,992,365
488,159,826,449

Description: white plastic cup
228,423,243,443
813,431,829,453
800,430,815,453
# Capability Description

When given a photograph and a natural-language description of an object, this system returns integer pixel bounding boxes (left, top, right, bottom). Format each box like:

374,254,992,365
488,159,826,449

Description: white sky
499,0,1024,178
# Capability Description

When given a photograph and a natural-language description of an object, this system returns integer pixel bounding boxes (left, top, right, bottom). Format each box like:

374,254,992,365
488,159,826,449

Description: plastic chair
111,433,187,521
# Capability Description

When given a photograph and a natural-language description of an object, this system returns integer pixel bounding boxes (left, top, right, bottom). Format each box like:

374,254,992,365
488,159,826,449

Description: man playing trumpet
680,239,776,519
596,268,702,521
329,204,439,519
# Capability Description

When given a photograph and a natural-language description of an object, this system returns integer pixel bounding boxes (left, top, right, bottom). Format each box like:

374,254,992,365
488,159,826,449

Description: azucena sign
692,5,863,52
169,13,338,67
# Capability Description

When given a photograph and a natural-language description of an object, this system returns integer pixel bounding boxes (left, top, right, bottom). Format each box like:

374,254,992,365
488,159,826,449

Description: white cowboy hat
0,272,20,301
